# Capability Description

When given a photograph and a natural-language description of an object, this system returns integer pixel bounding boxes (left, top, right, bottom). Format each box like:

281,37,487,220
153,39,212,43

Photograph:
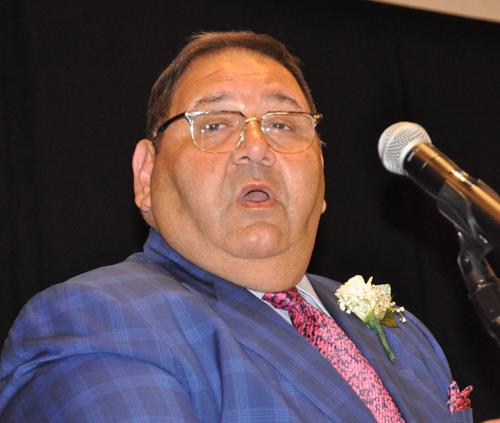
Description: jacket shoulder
1,254,220,377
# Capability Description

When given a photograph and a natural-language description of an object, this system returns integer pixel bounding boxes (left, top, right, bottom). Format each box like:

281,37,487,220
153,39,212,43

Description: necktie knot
262,288,304,311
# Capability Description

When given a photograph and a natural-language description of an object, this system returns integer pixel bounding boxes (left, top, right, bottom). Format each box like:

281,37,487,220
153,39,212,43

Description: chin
225,224,289,259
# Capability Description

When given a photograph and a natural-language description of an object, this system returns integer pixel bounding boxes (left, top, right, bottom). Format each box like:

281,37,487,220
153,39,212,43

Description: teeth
244,190,269,202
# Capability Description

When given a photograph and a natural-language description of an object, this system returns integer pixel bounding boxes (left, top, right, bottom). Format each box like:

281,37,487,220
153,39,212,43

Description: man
0,31,472,422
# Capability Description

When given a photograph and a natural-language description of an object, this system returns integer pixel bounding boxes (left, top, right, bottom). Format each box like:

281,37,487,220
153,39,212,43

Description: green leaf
380,310,399,328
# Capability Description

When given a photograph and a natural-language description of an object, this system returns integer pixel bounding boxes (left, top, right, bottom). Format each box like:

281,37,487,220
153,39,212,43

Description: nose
231,118,276,166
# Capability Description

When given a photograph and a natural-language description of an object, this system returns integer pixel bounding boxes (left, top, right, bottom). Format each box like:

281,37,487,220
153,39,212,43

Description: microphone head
378,122,432,175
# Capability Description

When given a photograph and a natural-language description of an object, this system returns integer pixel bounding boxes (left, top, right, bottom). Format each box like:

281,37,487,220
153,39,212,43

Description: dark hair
146,31,316,147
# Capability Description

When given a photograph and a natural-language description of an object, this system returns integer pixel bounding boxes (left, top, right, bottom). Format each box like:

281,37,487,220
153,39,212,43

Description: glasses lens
263,113,315,153
193,112,244,153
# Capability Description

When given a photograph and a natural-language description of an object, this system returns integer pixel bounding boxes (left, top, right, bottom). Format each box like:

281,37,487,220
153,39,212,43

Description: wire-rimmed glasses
155,110,322,154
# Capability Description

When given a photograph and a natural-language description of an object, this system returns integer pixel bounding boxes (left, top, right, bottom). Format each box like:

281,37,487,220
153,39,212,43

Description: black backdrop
2,1,500,421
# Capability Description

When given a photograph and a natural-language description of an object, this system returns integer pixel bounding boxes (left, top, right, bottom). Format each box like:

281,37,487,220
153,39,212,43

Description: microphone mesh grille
378,122,431,175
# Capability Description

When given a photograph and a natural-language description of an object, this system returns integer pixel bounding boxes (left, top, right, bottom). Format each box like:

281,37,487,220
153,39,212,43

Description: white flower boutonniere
335,275,405,362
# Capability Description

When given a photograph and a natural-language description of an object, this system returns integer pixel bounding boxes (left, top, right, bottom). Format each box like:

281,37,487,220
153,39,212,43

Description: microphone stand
436,181,500,346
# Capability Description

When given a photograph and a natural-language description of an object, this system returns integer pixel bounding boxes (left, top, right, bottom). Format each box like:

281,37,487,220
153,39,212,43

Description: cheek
155,151,228,217
281,155,324,214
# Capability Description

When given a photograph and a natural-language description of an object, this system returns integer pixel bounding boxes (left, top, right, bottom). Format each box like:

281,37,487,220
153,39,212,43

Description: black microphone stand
436,181,500,346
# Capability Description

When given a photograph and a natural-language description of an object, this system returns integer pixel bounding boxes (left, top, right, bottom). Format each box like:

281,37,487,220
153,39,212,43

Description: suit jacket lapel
202,276,377,423
310,275,451,423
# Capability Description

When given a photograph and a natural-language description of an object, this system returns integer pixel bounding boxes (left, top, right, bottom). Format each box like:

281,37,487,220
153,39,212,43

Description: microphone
378,122,500,249
379,122,500,345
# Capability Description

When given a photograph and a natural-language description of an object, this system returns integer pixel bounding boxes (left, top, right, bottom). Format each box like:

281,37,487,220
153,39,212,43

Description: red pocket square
447,381,473,413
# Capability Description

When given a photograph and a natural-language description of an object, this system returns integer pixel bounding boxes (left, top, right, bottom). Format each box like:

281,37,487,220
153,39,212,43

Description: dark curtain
2,1,500,421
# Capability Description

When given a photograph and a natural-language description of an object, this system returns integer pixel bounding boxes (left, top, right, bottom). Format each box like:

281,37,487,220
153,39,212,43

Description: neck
168,234,314,293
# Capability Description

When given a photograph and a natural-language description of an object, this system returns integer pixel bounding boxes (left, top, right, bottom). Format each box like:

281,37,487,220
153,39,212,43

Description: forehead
169,49,310,115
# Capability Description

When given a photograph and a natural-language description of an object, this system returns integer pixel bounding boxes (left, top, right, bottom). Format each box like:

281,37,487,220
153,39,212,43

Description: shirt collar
248,275,330,315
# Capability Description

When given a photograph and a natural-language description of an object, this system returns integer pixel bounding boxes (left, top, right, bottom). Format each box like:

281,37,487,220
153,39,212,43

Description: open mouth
243,190,270,202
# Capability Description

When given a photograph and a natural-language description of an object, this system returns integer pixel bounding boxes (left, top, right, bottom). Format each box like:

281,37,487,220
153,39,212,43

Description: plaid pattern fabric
0,229,473,422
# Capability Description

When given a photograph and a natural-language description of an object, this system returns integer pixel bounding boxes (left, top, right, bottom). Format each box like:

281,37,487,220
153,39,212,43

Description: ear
132,139,155,214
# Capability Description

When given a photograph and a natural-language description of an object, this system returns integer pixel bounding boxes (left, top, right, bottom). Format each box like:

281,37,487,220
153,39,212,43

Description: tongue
244,190,269,202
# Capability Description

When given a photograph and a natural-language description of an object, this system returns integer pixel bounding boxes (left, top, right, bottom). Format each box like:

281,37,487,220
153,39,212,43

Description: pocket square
447,381,473,413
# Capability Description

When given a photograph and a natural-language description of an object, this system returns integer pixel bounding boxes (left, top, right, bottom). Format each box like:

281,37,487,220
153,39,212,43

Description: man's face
138,49,326,289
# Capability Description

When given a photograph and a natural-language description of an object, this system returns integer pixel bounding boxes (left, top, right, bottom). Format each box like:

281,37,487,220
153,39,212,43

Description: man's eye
269,120,296,132
201,122,227,133
271,122,291,130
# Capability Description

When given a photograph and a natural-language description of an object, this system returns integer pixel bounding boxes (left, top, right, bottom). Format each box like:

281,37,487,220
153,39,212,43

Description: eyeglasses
155,110,322,154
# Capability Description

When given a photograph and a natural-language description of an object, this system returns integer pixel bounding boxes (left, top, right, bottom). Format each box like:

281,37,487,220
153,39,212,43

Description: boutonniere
335,275,405,362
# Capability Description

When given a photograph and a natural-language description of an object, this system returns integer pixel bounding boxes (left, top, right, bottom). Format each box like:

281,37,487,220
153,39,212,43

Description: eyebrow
192,95,230,109
191,91,303,110
267,91,302,109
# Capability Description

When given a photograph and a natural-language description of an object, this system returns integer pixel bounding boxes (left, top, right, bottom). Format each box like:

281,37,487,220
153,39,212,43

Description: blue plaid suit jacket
0,230,472,422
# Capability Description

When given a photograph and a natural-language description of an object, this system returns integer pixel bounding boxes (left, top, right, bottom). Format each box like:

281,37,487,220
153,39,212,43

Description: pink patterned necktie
262,288,405,423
